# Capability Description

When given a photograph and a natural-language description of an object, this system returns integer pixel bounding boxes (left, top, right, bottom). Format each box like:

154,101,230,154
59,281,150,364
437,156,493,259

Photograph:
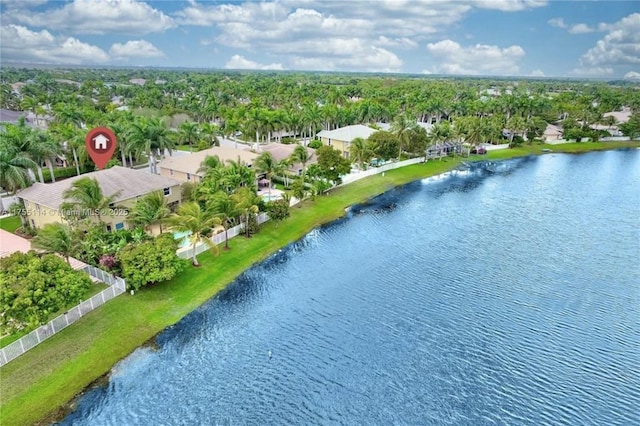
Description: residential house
17,166,182,235
603,107,632,124
260,143,317,176
542,123,563,142
157,146,259,184
317,124,378,159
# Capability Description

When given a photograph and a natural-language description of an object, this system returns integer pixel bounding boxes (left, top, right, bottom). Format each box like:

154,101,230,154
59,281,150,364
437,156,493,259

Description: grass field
1,140,638,426
0,215,21,233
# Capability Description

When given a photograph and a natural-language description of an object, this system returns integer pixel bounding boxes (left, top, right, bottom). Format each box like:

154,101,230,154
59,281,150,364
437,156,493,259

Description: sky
0,0,638,80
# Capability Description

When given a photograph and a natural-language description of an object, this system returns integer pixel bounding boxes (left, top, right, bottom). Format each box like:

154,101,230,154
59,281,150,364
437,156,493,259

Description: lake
60,150,640,425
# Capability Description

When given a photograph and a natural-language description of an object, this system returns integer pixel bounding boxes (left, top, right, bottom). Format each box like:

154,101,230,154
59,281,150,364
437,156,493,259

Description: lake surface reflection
60,150,640,425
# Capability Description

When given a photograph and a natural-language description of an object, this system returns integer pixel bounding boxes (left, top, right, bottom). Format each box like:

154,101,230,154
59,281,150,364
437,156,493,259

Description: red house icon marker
85,127,117,170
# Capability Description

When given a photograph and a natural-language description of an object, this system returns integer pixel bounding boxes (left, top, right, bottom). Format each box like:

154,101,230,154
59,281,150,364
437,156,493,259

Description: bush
117,234,185,290
0,252,93,334
266,199,290,226
308,140,322,149
43,164,94,183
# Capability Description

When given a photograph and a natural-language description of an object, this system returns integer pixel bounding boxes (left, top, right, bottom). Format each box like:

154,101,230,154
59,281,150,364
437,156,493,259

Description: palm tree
127,116,173,174
231,187,260,238
31,223,74,265
390,115,416,160
168,201,221,266
200,122,220,148
0,144,38,212
349,137,373,170
178,121,199,153
61,177,121,224
30,132,63,183
255,151,284,198
127,190,171,234
290,144,313,175
207,191,240,250
196,154,223,178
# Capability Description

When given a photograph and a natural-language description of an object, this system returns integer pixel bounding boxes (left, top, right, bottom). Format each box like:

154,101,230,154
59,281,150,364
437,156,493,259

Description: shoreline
1,142,639,426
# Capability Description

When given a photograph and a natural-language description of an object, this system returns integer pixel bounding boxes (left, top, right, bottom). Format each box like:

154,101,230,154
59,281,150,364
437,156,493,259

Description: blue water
60,151,640,425
173,230,191,249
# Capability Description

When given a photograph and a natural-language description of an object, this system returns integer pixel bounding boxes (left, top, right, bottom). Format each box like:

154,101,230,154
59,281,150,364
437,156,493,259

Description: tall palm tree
178,121,199,153
290,144,313,175
390,114,416,160
231,187,260,238
349,137,373,170
127,190,171,234
207,191,240,250
30,132,63,183
255,151,284,198
168,201,221,266
197,155,224,178
31,223,74,265
224,158,257,193
200,122,220,148
61,177,121,224
0,144,38,212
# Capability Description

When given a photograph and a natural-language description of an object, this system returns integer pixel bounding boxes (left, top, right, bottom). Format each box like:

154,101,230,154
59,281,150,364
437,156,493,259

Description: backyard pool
172,231,191,249
261,194,282,202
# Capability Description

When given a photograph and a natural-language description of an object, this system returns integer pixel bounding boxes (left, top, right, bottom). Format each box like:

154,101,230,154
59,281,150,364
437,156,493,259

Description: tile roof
260,143,317,173
17,166,182,210
157,146,259,176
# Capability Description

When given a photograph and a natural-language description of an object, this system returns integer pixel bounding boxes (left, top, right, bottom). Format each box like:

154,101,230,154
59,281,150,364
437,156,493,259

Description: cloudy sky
1,0,638,79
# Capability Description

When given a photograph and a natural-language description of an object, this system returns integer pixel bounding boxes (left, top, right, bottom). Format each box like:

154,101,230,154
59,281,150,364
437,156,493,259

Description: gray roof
260,143,317,173
317,125,378,142
18,166,182,210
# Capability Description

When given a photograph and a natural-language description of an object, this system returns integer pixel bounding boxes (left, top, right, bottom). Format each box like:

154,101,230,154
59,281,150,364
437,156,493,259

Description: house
603,107,632,124
317,124,379,159
260,143,316,175
542,123,563,142
17,166,182,235
93,134,109,150
157,146,259,184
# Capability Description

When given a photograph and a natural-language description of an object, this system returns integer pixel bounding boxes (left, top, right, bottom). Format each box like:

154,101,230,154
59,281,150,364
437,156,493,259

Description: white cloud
547,17,567,29
426,39,525,75
568,24,595,34
578,13,640,68
177,0,541,73
224,55,285,70
529,69,545,77
569,67,614,76
3,0,175,35
473,0,547,12
623,71,640,80
0,24,109,64
109,40,164,59
0,0,48,9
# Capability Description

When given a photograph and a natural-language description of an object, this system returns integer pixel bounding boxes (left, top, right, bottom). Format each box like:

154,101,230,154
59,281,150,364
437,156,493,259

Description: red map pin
85,127,117,170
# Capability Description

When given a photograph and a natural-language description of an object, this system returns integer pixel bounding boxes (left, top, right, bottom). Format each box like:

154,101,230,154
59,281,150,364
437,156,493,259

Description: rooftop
158,146,259,176
317,124,378,143
260,143,317,173
18,166,182,210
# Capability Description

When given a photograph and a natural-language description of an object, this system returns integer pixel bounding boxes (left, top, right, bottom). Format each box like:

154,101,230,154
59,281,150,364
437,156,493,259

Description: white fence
338,157,424,186
600,136,631,142
0,267,126,367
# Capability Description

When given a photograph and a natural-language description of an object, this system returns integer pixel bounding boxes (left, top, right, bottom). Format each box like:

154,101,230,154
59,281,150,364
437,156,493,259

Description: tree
255,151,285,198
207,191,240,250
0,143,37,212
168,201,221,266
61,177,120,224
316,145,351,183
178,121,199,153
367,131,399,160
127,190,171,234
290,144,313,175
231,187,260,237
291,177,307,203
349,137,373,169
266,198,290,226
620,113,640,139
31,223,74,265
390,114,417,159
117,234,185,290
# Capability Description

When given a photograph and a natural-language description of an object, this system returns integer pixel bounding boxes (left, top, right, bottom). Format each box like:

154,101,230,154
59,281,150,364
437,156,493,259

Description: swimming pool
173,231,191,249
261,194,282,202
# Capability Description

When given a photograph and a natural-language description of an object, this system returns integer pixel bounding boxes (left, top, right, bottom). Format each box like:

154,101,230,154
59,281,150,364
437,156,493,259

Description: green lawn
0,215,21,233
1,141,639,426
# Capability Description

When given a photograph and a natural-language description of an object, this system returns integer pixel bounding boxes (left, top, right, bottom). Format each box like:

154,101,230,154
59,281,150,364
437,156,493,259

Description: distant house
17,166,182,235
157,146,259,184
603,107,632,124
317,124,378,159
542,123,563,142
260,143,317,175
